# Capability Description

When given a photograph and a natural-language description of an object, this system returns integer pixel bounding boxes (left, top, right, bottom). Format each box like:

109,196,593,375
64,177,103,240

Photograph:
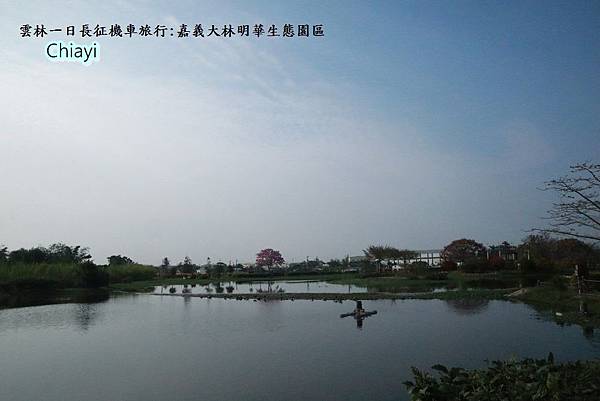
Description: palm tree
364,245,400,272
396,249,420,267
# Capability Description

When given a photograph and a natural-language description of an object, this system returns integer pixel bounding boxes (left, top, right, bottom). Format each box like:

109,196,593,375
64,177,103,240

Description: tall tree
179,256,195,273
7,243,91,264
256,248,285,269
159,257,171,277
441,239,486,263
536,162,600,241
107,255,134,266
363,245,400,271
0,245,7,264
47,243,92,264
519,234,598,268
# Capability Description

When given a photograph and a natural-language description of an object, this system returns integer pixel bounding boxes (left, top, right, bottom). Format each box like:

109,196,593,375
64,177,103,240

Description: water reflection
0,295,107,332
0,289,109,310
156,280,369,295
340,301,378,329
73,303,98,331
583,326,595,340
444,299,490,315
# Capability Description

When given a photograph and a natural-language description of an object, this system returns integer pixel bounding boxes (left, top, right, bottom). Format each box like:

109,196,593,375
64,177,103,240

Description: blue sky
1,1,599,264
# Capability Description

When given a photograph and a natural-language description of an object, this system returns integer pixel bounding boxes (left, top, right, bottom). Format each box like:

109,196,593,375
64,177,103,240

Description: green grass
329,276,449,292
325,270,532,293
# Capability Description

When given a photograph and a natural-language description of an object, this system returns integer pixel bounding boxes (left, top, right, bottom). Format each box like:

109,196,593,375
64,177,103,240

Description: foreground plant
404,354,600,401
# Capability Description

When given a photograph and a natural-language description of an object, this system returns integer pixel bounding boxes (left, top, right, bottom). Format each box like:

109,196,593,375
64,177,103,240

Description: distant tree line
438,235,599,273
0,243,92,265
356,234,599,276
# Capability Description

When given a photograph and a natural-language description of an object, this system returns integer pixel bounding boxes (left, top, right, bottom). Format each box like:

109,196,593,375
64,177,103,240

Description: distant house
349,250,442,268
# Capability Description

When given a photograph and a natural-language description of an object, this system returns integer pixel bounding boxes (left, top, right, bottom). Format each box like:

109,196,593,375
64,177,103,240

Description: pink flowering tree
256,248,285,270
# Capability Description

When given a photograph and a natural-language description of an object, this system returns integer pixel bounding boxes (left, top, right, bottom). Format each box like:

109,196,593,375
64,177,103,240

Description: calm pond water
153,276,533,295
1,294,599,401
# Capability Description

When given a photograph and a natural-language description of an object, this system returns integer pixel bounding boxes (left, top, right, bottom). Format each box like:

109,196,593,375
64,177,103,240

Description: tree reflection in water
74,303,97,331
0,288,109,310
445,298,490,315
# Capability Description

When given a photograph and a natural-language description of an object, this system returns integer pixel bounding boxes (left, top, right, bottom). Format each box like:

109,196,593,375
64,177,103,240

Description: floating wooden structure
340,301,377,319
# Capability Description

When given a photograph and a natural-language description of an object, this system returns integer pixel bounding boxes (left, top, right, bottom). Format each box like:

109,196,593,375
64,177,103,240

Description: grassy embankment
0,263,155,292
513,286,600,328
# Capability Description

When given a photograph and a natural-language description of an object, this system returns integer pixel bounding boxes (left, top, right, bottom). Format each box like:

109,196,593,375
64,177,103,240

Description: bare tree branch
535,162,600,242
532,228,600,242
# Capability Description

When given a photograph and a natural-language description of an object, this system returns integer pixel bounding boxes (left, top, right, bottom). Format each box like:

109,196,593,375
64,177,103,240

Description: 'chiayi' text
45,41,99,65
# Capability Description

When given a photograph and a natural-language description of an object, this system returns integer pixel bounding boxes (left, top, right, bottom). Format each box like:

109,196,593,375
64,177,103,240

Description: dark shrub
409,261,429,270
441,260,457,271
460,258,490,273
76,262,109,288
551,275,568,291
488,255,505,270
404,355,600,401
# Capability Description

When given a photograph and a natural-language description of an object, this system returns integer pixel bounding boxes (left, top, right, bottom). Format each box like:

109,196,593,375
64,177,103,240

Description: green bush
459,258,491,273
76,262,109,288
405,354,600,401
106,264,156,283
